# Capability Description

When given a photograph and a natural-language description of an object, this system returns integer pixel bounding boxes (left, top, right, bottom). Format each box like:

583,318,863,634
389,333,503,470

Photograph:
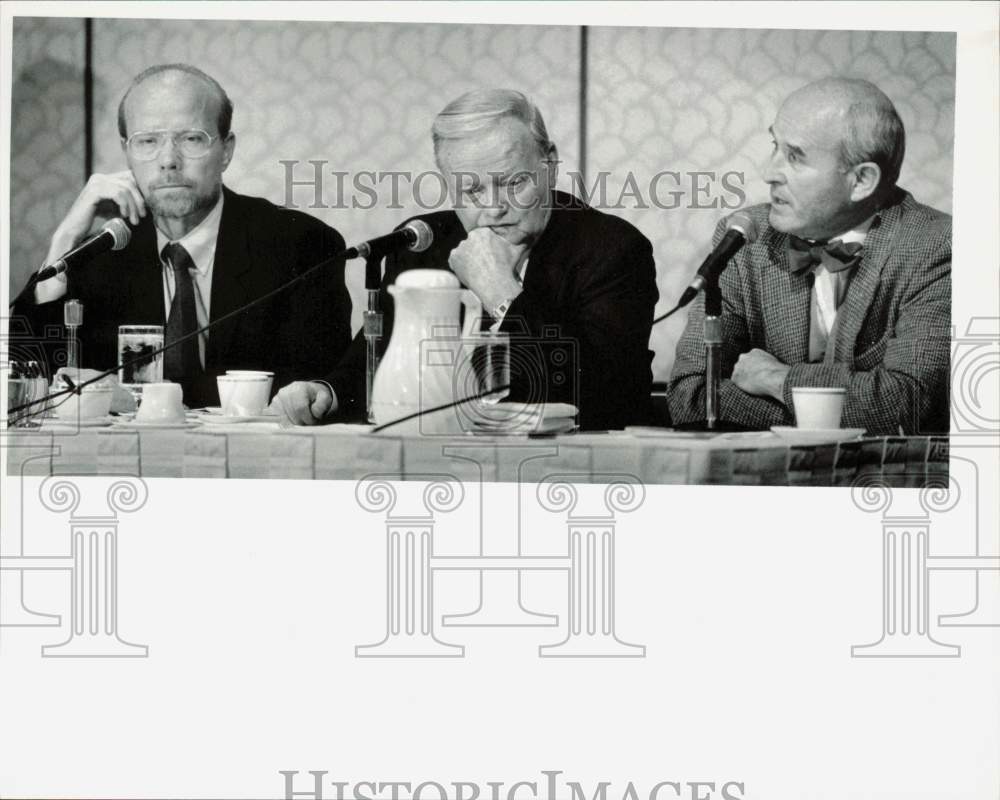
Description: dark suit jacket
668,188,952,435
325,191,659,430
11,186,352,407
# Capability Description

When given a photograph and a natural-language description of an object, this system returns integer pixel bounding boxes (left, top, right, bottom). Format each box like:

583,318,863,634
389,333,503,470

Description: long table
3,421,949,486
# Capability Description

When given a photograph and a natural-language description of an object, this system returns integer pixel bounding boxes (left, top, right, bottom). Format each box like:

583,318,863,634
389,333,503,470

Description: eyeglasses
124,129,219,161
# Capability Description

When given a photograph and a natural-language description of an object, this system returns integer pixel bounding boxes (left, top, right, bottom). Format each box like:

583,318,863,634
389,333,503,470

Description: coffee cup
134,382,185,423
792,387,846,429
217,374,271,416
54,384,114,422
225,370,274,397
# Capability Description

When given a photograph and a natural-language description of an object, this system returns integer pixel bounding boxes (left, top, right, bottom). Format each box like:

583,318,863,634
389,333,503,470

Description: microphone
676,211,758,309
34,218,132,283
345,219,434,261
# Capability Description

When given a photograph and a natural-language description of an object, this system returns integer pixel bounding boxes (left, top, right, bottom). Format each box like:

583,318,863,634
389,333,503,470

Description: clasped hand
731,348,790,404
448,227,525,313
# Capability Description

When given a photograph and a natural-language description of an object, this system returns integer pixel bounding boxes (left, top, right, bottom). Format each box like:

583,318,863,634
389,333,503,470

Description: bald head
782,78,905,196
118,64,233,140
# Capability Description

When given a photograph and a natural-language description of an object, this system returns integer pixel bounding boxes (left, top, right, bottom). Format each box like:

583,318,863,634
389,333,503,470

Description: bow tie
787,236,864,275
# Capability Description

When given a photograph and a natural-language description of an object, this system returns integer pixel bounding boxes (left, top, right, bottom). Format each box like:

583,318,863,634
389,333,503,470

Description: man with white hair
669,77,951,435
274,89,659,431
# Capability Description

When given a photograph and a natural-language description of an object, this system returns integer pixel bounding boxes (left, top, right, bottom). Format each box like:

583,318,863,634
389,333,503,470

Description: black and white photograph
1,2,997,799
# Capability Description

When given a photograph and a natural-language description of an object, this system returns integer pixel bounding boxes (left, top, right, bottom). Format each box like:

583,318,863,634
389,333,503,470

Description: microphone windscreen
727,211,758,243
103,217,132,250
407,219,434,253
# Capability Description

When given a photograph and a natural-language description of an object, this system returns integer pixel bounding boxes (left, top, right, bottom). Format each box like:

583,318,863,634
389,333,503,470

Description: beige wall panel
9,17,86,298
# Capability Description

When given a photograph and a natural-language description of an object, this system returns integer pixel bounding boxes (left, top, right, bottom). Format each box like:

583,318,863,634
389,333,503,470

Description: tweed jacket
668,188,952,435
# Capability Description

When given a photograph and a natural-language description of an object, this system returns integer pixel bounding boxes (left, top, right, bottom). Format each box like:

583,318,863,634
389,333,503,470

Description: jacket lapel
126,217,166,325
832,195,905,362
206,188,253,366
522,193,575,300
761,228,812,364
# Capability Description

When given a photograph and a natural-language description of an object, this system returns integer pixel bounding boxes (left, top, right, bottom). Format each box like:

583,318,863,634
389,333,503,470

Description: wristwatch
492,298,515,321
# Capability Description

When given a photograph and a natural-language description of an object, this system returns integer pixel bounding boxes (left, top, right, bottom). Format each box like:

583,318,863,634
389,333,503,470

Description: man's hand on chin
448,227,526,312
731,348,790,404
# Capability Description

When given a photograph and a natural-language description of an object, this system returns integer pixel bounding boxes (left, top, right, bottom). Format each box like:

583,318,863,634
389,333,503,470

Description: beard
146,184,220,220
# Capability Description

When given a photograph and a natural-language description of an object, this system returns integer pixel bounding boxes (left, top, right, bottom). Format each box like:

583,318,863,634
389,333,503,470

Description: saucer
48,416,116,428
770,426,866,444
198,413,277,425
111,419,200,431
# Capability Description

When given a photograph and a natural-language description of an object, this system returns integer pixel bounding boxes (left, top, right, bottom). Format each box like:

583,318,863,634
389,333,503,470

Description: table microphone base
672,420,755,433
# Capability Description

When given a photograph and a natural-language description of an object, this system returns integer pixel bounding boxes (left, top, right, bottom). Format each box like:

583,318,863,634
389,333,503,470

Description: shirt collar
829,214,875,246
156,192,224,275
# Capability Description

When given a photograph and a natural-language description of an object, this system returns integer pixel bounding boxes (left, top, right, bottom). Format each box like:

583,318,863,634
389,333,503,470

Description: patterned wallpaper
8,18,955,382
9,17,86,295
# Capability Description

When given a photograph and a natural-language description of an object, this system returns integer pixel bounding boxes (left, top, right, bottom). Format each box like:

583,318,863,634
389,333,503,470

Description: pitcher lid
395,269,459,289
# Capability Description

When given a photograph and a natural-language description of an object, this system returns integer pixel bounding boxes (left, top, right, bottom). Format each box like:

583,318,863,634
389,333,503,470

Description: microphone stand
7,247,350,419
363,253,384,424
704,277,722,431
64,299,83,370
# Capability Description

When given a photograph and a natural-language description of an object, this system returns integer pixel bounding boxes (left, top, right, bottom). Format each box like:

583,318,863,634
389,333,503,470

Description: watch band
492,299,513,320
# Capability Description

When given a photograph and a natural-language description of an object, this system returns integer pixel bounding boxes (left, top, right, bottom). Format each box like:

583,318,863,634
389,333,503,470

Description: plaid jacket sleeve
667,218,792,429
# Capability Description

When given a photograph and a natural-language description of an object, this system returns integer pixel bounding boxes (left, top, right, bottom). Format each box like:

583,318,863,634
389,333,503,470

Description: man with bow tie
668,77,952,435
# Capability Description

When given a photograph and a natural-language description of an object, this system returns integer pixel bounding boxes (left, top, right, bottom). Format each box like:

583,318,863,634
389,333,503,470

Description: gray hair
801,78,905,193
117,63,233,139
432,89,552,157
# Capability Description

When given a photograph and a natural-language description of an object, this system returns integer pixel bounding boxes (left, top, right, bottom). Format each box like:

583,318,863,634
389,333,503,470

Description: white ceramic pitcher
371,269,481,434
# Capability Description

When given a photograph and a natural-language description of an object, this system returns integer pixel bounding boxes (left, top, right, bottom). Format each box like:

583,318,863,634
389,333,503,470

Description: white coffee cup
55,385,114,421
792,387,846,429
225,370,274,397
217,374,271,416
134,382,185,423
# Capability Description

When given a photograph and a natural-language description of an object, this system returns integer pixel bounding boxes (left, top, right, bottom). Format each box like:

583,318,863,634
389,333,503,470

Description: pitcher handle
460,289,482,340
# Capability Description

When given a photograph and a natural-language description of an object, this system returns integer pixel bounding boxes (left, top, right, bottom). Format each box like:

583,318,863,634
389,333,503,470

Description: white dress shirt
808,216,874,362
157,194,224,368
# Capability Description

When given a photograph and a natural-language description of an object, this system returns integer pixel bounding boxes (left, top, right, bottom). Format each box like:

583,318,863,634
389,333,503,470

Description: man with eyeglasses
272,88,659,431
13,63,352,407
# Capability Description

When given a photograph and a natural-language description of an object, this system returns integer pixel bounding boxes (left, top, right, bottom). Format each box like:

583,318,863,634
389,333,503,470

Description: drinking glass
118,325,164,403
467,332,510,404
7,377,42,429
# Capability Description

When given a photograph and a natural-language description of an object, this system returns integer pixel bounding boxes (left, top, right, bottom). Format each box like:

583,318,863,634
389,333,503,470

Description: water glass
464,332,510,404
118,325,164,401
7,377,43,429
